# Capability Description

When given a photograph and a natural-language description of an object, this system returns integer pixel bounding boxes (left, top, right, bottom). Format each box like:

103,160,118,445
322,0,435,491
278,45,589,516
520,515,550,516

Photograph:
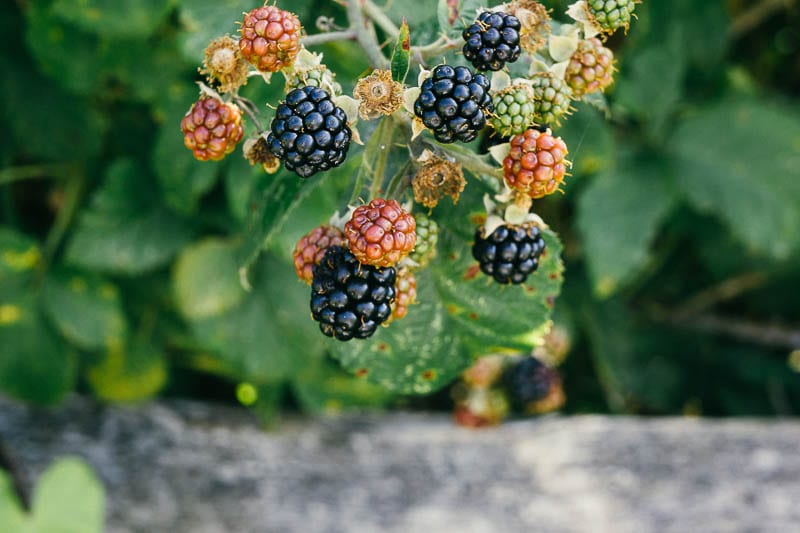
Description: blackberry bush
165,0,640,414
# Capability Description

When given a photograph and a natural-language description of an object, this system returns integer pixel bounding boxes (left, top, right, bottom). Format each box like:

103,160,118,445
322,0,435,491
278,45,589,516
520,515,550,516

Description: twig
301,29,358,46
413,36,461,65
667,312,800,350
233,96,265,132
362,0,400,38
346,0,389,68
731,0,795,38
0,164,74,185
370,116,396,199
672,272,767,317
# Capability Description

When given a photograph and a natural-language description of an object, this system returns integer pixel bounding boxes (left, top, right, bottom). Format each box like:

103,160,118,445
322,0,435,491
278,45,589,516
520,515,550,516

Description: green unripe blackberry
489,84,537,137
585,0,638,35
284,65,341,96
408,213,438,268
530,72,573,127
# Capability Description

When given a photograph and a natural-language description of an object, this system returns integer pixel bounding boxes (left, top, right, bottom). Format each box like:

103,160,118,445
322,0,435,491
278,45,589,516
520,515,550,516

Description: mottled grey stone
1,397,799,533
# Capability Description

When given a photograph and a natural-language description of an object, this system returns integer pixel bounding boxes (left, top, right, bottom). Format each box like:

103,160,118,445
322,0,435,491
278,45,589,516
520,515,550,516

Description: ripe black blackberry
310,246,396,341
413,65,492,144
472,223,545,284
462,11,522,72
268,86,351,178
504,356,559,407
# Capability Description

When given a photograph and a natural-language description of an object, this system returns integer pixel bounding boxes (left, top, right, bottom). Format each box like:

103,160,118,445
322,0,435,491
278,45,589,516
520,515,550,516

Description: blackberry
462,11,522,71
472,223,545,284
310,246,396,341
504,356,561,409
267,86,352,178
413,65,492,144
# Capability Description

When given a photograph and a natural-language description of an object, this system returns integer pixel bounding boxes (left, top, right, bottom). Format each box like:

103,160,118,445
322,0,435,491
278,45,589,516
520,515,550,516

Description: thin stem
362,0,400,38
731,0,795,38
301,29,358,46
425,139,504,180
346,0,389,68
413,36,461,65
0,164,74,185
233,96,265,132
385,160,412,200
370,116,396,199
44,170,85,262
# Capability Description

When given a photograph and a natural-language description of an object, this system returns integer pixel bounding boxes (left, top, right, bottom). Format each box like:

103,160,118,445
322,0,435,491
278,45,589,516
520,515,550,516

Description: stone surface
1,397,799,533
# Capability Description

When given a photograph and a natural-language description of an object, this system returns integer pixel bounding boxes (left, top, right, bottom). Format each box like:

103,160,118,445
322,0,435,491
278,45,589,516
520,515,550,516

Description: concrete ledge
1,398,799,532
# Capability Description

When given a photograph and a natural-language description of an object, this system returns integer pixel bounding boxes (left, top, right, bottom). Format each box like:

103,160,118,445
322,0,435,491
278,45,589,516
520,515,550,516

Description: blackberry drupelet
310,246,396,341
413,65,492,144
462,11,522,71
504,356,559,407
268,86,351,178
472,223,545,284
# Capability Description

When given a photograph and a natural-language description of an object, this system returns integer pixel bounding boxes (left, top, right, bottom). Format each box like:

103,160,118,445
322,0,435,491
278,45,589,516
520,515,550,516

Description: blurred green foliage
0,0,799,417
0,457,104,533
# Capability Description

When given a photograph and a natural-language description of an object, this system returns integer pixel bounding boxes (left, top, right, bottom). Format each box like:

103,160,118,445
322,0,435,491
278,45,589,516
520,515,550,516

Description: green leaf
190,254,322,383
0,227,41,282
672,99,800,260
24,1,103,95
152,86,219,215
437,0,453,35
0,283,76,405
292,359,395,414
390,20,411,83
173,238,245,320
329,270,470,394
85,339,168,402
237,171,324,286
580,295,684,413
51,0,172,38
0,469,25,533
557,102,615,178
615,29,686,139
30,458,104,533
577,158,678,297
41,268,128,351
65,159,193,275
432,228,564,354
1,56,106,161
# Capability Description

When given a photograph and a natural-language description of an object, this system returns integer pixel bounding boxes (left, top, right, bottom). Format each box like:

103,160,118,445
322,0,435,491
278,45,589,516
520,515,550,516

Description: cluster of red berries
293,199,418,341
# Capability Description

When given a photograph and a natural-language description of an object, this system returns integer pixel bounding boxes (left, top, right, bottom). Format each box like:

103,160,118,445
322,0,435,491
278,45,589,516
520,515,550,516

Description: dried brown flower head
353,69,404,120
200,36,250,93
412,155,466,209
508,0,551,55
243,135,280,173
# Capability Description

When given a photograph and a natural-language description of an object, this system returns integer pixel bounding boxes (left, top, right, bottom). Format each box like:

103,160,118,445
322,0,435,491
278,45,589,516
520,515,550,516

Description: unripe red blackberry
565,37,615,98
414,65,493,144
310,246,396,341
462,11,522,72
344,199,417,267
292,225,346,284
180,95,244,162
472,223,545,285
503,128,569,199
239,6,301,73
529,72,573,127
267,86,352,178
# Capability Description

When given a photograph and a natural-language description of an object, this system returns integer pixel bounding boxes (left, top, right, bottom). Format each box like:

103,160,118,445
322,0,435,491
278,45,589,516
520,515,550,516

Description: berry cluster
176,0,639,357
